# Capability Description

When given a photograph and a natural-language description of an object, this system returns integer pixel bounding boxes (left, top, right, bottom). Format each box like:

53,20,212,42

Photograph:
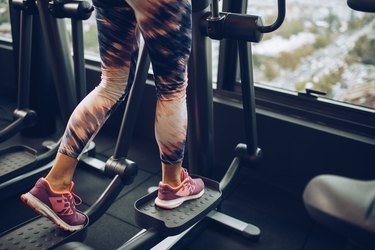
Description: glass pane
0,0,11,40
250,0,375,109
82,8,99,59
64,0,99,59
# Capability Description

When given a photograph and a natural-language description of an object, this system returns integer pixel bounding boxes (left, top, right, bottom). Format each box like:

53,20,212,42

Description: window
249,0,375,110
78,0,375,113
81,8,99,59
0,0,11,40
63,1,99,60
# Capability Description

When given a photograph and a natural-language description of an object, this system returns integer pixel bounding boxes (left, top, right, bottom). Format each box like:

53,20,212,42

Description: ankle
162,179,181,188
161,163,183,188
44,177,71,192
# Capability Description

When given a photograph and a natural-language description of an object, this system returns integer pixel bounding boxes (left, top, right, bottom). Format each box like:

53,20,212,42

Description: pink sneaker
155,168,205,209
20,178,88,232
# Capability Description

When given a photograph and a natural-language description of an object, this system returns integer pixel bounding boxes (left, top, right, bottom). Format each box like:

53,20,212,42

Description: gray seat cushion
303,174,375,247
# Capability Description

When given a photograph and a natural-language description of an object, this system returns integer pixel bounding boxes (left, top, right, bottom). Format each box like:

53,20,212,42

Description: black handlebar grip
48,0,94,20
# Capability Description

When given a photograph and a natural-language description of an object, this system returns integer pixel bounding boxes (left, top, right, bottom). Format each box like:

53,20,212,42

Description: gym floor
0,97,347,250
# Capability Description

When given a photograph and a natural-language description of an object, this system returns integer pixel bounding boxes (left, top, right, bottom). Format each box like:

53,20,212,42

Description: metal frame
114,0,287,248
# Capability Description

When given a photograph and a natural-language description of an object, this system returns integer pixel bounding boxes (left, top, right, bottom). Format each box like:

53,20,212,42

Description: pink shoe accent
49,196,74,215
175,181,196,197
155,168,205,209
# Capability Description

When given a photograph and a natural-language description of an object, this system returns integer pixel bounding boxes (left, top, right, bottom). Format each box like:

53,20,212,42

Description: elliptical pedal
0,146,37,183
0,216,88,250
135,176,221,236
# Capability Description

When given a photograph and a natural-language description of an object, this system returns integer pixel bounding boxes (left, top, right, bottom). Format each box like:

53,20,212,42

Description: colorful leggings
58,0,192,164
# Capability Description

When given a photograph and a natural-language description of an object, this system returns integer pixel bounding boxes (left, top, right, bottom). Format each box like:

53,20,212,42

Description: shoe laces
68,181,82,206
181,168,189,179
70,192,83,206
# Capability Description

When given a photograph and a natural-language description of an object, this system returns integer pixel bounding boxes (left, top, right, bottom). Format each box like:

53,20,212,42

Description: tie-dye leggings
58,0,192,164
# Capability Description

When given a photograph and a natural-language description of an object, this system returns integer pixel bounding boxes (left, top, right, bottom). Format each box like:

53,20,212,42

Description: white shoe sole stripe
154,189,205,209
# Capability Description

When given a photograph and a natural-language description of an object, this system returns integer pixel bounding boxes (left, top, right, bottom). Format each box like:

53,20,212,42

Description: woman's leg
46,1,139,192
21,0,140,231
128,0,192,187
128,0,204,209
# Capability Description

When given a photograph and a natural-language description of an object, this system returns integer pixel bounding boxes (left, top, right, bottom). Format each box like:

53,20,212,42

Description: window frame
215,75,375,138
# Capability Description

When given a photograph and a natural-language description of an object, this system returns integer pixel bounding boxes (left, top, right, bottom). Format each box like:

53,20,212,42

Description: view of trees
347,34,375,65
0,0,10,39
255,12,374,79
251,2,375,108
82,21,99,55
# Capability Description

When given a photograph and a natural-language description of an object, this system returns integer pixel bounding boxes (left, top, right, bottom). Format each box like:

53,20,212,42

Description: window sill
214,84,375,145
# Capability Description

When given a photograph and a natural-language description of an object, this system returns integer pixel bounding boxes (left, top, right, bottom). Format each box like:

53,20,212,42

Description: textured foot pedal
0,145,37,183
135,176,222,236
0,217,87,250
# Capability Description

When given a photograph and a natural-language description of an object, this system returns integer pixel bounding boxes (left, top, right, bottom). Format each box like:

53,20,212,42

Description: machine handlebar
48,0,94,20
206,0,286,42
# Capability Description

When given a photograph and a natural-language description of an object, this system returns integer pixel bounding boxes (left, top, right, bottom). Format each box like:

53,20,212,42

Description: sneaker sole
20,192,85,232
154,189,205,209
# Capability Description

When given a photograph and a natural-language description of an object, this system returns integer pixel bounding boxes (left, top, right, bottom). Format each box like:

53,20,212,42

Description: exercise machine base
135,176,222,236
0,216,88,250
0,145,37,183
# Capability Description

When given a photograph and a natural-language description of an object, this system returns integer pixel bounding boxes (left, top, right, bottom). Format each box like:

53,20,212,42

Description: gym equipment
54,0,286,249
0,152,137,250
122,0,284,246
8,0,286,248
302,2,375,250
347,0,375,12
0,1,146,247
0,0,80,142
0,0,93,200
0,0,51,190
125,1,285,248
0,0,38,144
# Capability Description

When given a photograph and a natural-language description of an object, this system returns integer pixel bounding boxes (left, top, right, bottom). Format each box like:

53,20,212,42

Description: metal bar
217,0,247,91
0,117,24,142
80,155,106,172
9,0,20,89
84,175,124,224
118,228,164,250
36,0,77,124
17,11,33,109
150,223,198,250
71,19,87,102
219,156,241,192
187,2,214,177
112,41,150,159
238,41,258,155
257,0,286,33
211,0,219,18
207,210,261,239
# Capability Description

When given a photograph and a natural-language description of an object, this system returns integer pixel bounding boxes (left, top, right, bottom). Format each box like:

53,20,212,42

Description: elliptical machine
122,1,286,248
54,0,286,249
0,0,143,248
1,0,286,248
0,0,94,200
